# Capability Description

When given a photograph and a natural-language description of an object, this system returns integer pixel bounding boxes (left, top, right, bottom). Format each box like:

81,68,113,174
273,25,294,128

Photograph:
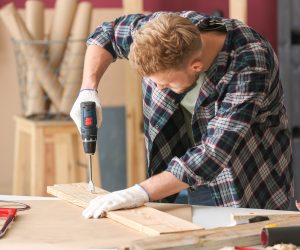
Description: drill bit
88,154,95,193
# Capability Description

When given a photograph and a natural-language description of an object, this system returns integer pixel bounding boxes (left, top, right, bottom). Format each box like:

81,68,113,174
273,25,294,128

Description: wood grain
232,211,300,225
122,0,146,187
0,200,145,250
47,183,202,235
130,215,300,249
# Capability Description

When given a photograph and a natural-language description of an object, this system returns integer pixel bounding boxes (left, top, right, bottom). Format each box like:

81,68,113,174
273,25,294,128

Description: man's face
149,68,200,94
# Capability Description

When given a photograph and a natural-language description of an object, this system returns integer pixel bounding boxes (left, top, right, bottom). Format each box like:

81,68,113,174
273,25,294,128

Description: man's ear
190,60,203,73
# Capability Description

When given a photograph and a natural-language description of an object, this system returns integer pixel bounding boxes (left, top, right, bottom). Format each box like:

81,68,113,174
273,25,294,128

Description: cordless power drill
80,101,97,193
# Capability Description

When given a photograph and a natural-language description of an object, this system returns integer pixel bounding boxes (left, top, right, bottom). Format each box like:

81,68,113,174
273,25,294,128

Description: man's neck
199,31,226,71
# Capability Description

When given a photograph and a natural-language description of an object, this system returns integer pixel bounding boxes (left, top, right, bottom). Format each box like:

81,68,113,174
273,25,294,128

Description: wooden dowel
0,3,62,110
59,2,92,115
25,0,46,116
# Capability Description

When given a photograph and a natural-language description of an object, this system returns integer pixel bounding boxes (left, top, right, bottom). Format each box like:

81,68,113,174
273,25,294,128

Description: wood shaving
266,243,297,250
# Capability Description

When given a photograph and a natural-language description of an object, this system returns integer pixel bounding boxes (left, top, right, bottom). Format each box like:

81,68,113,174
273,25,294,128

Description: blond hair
128,14,201,76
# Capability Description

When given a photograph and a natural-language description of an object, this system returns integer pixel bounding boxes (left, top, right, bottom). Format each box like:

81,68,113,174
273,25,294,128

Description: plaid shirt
88,11,293,209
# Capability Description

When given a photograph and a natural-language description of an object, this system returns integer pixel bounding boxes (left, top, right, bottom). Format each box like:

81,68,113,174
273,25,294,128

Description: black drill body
80,102,97,155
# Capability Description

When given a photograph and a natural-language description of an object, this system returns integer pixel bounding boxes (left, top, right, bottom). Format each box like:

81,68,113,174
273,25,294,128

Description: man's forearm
139,171,189,201
81,45,114,90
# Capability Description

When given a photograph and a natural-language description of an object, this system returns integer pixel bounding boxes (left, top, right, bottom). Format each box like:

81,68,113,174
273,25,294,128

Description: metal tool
0,200,30,238
81,101,98,193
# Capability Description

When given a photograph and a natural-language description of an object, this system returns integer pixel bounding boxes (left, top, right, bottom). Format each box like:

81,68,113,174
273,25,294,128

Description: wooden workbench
0,199,192,249
1,195,300,249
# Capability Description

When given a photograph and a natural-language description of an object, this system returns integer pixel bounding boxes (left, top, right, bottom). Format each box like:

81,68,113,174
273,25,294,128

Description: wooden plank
13,124,31,195
47,183,202,235
54,134,70,184
229,0,248,23
0,200,145,249
30,125,45,196
232,211,300,225
130,215,300,249
122,0,146,187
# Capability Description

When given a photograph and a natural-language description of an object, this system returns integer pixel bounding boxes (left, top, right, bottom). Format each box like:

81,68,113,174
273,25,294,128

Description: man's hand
82,185,150,219
70,89,102,132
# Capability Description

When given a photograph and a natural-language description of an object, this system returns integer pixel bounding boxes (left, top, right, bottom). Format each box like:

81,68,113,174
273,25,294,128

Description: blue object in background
97,107,127,191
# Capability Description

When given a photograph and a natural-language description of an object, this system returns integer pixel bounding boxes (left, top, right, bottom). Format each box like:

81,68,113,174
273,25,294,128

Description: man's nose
156,83,167,90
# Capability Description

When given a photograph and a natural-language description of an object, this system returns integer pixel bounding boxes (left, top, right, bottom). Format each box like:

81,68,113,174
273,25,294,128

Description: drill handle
80,101,98,154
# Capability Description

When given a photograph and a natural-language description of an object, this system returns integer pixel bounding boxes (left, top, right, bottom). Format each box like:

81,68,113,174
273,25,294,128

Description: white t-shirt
180,73,205,114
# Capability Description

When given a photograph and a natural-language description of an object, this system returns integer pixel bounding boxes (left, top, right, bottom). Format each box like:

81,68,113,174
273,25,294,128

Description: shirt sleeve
86,14,146,60
86,11,208,61
166,48,270,188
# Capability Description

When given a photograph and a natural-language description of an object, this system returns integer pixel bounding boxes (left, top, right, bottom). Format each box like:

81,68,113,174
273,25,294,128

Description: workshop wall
0,6,125,193
0,0,278,194
0,0,278,48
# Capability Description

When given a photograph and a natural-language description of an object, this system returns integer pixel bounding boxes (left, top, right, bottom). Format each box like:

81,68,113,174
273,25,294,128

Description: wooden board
130,215,300,249
47,183,202,235
232,211,300,225
0,200,145,250
122,0,147,187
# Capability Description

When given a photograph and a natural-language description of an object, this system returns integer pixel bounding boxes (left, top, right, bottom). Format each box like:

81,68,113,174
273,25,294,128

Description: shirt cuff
166,156,206,189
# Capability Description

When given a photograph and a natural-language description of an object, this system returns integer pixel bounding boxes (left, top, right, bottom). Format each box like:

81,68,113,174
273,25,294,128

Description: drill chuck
80,101,98,155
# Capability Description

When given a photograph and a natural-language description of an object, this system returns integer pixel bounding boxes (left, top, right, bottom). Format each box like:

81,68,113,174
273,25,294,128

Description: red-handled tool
0,200,30,239
0,208,17,238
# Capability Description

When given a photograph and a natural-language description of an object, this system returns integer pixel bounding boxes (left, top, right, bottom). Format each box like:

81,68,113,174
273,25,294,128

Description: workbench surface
0,195,298,249
0,196,193,249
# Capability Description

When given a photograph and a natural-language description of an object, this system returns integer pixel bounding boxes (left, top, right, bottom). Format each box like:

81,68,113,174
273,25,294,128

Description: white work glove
82,184,150,219
70,89,102,132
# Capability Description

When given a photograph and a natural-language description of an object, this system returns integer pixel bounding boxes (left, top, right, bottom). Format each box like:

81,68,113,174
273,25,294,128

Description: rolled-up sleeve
86,14,146,60
166,62,269,188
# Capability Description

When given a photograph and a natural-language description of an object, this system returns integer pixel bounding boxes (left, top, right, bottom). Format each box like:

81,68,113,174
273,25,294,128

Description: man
70,11,293,219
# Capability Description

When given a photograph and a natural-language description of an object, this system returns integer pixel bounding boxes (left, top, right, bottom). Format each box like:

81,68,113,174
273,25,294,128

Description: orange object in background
296,201,300,211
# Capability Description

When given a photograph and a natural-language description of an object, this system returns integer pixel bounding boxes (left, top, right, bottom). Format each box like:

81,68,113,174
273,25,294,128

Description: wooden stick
25,0,44,40
59,1,92,114
49,0,78,68
122,0,146,187
0,3,62,110
229,0,248,23
47,183,202,236
25,0,46,116
122,0,143,14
